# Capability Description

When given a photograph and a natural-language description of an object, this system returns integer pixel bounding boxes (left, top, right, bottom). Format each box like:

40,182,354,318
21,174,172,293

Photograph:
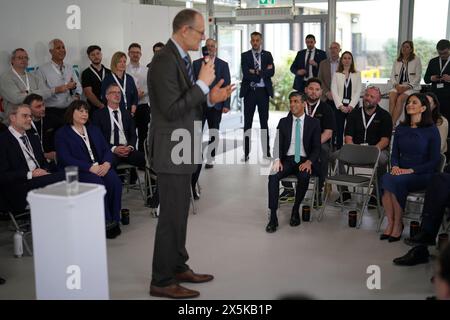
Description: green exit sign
259,0,276,5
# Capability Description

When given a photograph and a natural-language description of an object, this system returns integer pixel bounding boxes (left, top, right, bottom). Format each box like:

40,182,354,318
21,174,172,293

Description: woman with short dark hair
380,93,441,242
55,100,122,239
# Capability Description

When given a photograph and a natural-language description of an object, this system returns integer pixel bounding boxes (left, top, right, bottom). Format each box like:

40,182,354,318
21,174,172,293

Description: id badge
437,83,444,89
360,143,369,146
342,98,350,105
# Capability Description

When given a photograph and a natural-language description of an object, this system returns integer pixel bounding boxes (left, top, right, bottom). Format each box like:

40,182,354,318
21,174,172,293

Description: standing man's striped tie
183,55,195,85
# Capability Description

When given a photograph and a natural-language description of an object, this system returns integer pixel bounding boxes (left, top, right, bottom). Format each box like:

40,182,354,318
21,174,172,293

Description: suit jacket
331,72,362,109
273,113,321,168
389,57,422,91
318,58,338,101
27,114,63,153
0,130,49,186
290,48,327,92
91,106,137,149
55,124,113,173
193,57,231,110
147,39,205,174
424,56,450,92
240,49,274,98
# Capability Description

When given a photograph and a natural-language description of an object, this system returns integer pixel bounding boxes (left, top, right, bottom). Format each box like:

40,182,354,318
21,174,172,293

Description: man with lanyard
91,83,145,170
425,39,450,159
126,43,150,153
24,93,62,170
37,39,82,120
0,48,51,118
334,86,392,204
0,104,64,213
81,45,111,114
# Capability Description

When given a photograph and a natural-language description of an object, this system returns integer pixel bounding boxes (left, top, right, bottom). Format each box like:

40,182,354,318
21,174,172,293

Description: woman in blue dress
380,93,441,242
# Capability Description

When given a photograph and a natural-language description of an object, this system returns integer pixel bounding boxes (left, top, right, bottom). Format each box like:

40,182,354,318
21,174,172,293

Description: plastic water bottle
13,231,23,258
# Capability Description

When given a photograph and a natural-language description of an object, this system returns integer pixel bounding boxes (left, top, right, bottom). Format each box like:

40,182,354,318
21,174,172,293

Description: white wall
0,0,183,75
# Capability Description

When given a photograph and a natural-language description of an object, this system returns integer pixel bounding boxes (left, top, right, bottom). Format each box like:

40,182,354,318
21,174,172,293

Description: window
413,0,449,72
337,0,401,83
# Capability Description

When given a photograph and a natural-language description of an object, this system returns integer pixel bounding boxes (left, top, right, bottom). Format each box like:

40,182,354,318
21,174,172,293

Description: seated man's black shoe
106,221,119,239
265,219,278,233
404,230,436,246
289,211,301,227
205,164,214,169
335,191,351,204
368,195,379,207
393,245,430,266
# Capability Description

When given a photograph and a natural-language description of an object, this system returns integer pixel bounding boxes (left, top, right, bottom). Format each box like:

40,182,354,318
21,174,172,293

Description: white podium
27,182,109,300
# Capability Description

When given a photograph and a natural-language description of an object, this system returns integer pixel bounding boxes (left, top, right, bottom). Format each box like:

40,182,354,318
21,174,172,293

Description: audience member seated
393,168,450,266
0,48,51,115
424,39,450,124
101,51,138,115
266,92,321,233
334,86,393,204
0,104,64,213
388,41,422,127
55,100,122,239
380,93,441,242
426,92,448,154
91,83,145,170
36,39,82,119
81,45,111,113
24,93,62,167
331,51,362,150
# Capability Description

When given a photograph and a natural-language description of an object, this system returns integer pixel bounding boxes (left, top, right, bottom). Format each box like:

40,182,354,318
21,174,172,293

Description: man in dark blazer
24,93,62,171
240,31,274,160
290,34,327,93
424,39,450,126
147,9,233,299
0,104,64,213
266,91,321,233
191,38,231,199
91,83,145,169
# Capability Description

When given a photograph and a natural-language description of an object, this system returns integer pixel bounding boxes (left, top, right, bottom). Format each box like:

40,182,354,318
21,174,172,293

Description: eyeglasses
189,26,205,37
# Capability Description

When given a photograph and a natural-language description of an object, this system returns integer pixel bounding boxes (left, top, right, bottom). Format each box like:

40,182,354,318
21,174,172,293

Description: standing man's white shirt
126,63,149,105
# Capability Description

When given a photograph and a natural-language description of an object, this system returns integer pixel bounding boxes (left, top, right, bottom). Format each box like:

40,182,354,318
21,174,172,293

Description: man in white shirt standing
37,39,82,120
127,43,150,152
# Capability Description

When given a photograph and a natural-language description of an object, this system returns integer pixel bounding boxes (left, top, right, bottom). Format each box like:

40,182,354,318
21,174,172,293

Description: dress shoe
379,233,390,240
368,195,379,207
175,269,214,283
205,163,214,169
265,219,278,233
290,211,301,227
242,155,250,162
404,230,436,246
393,245,429,266
192,191,200,201
150,283,200,299
388,225,404,242
106,221,119,239
0,277,5,285
335,192,351,204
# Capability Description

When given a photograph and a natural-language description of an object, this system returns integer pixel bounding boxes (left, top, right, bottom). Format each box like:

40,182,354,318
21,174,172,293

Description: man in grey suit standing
147,9,233,299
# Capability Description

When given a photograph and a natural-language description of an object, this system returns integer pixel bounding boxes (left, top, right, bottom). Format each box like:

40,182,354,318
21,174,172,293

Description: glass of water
65,166,79,195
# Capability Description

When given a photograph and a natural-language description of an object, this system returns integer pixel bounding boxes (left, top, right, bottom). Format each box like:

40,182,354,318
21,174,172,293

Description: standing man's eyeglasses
189,26,205,37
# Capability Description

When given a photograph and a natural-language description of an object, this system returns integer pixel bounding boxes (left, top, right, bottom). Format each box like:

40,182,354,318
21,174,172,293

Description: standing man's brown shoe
149,283,200,299
175,269,214,283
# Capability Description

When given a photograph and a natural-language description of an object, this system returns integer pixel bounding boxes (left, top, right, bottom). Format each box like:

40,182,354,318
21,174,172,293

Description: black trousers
5,172,65,213
268,157,311,214
333,107,347,150
421,173,450,237
244,88,270,157
135,103,151,152
151,173,191,287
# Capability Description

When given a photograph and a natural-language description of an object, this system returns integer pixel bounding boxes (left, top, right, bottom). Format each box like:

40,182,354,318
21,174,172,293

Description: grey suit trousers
151,173,191,287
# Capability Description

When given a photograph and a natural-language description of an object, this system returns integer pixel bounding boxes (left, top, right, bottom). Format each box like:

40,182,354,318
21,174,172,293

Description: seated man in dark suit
0,104,64,213
393,168,450,266
24,93,62,170
266,91,321,233
91,83,145,170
